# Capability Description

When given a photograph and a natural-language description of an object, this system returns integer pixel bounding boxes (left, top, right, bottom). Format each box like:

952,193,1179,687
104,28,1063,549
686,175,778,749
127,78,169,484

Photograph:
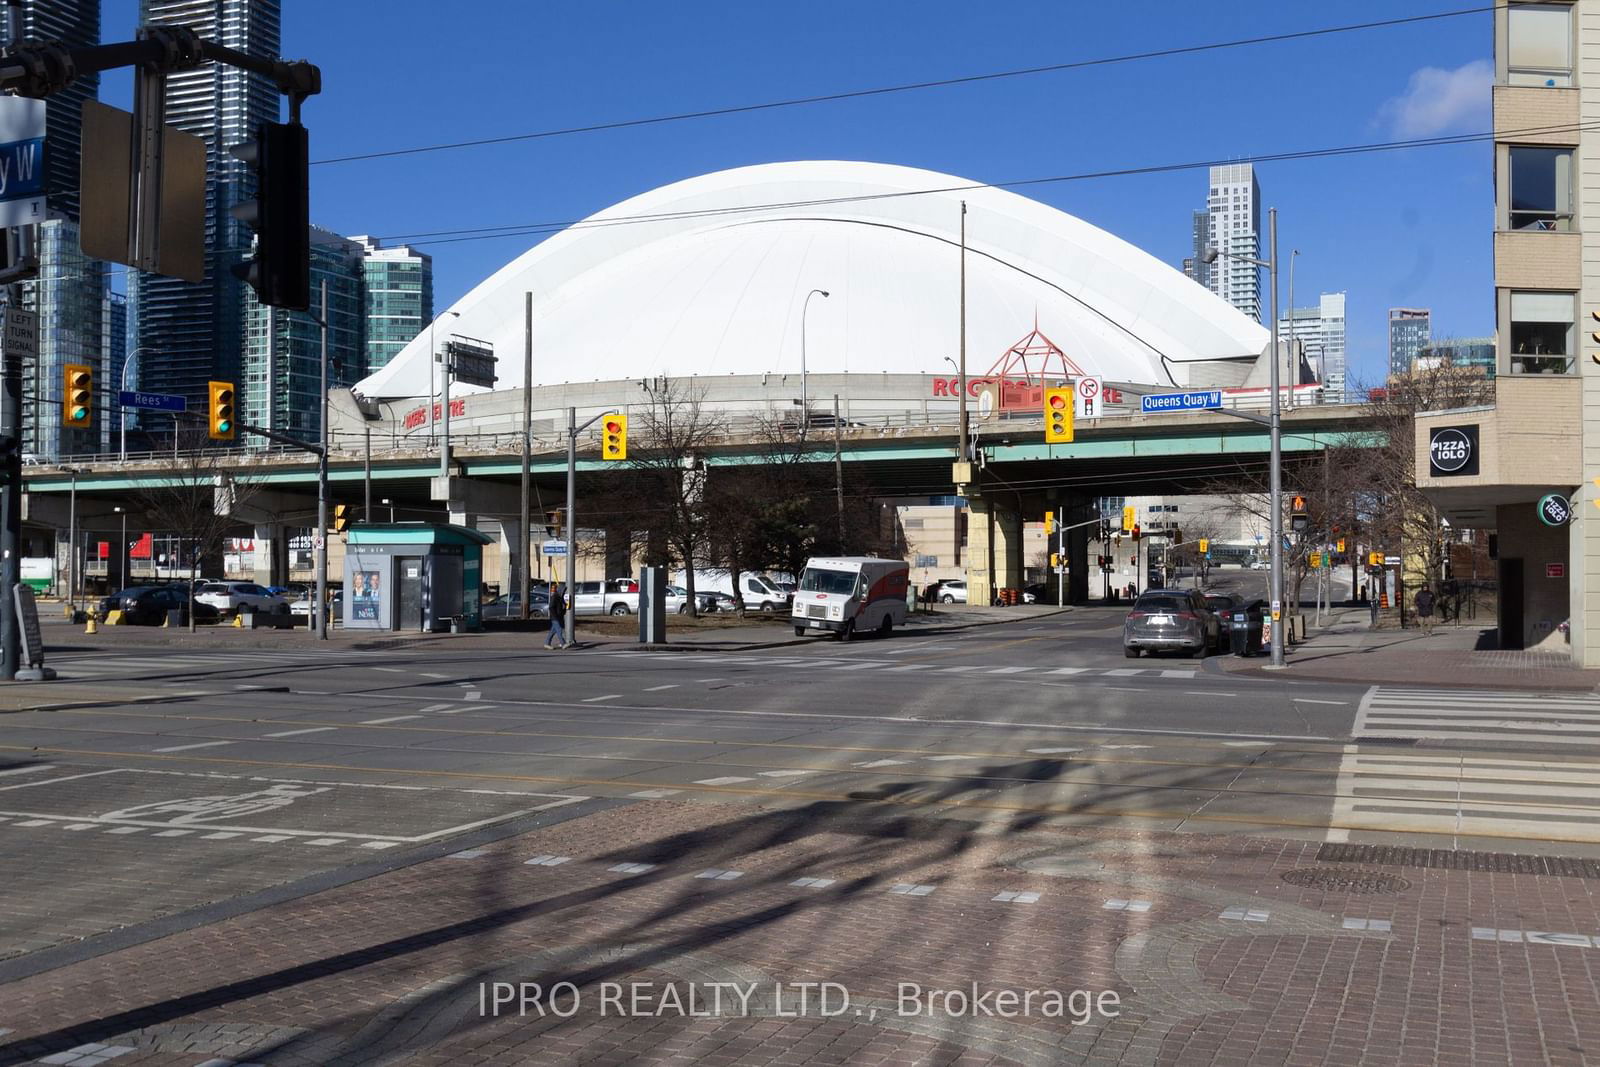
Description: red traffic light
1049,394,1067,409
605,419,621,434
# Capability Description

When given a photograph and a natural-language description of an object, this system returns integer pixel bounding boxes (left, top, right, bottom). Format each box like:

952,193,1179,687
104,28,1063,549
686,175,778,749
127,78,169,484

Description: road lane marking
153,741,234,753
263,728,336,738
373,667,405,673
695,776,754,785
644,684,679,691
1294,698,1348,706
417,704,454,713
419,672,449,679
0,769,121,791
0,764,52,778
360,716,421,724
583,695,621,703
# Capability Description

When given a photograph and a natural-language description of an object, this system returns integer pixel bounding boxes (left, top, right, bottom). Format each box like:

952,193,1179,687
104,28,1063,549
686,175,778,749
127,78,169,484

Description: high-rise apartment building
1276,292,1347,400
1415,336,1494,377
1182,210,1211,288
354,236,433,373
1388,308,1432,377
1203,164,1262,321
242,229,366,443
10,1,115,460
134,0,281,415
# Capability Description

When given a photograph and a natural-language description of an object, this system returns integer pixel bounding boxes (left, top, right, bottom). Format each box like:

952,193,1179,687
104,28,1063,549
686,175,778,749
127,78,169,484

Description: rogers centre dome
355,160,1270,401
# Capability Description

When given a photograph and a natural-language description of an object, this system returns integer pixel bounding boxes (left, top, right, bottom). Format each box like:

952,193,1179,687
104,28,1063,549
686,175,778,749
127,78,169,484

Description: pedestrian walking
1358,582,1368,604
545,583,569,649
1414,586,1436,636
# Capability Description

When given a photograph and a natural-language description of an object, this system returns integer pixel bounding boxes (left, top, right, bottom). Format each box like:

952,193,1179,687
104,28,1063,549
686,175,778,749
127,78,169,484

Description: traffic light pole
561,407,612,647
316,279,329,640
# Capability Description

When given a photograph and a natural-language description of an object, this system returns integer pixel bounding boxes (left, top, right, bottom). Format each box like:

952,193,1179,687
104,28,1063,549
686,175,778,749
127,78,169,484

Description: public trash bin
1230,612,1250,656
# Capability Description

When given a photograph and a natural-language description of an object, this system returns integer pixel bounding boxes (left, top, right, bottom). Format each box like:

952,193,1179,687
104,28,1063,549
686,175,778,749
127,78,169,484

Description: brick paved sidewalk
2,798,1597,1065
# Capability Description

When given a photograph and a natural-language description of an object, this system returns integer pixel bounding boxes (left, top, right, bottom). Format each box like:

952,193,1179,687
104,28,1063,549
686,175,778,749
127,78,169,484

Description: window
1508,3,1573,86
1509,290,1576,374
1509,146,1573,230
913,554,939,568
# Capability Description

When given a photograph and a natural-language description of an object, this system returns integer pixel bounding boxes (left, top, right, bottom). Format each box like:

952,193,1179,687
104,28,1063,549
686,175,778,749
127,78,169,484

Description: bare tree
132,428,264,631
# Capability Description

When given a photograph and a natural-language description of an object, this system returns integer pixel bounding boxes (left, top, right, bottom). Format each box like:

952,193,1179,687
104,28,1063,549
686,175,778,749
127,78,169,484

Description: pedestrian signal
333,504,350,533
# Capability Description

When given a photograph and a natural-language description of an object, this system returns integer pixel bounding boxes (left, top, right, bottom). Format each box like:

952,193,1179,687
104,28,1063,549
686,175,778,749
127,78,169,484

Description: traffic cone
84,615,97,634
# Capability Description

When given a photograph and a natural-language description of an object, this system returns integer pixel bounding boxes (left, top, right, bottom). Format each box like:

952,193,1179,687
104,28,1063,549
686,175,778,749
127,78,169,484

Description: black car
98,585,221,626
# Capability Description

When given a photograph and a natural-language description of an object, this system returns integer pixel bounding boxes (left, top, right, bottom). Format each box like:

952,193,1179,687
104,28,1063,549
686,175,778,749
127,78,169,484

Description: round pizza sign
1429,428,1473,473
1539,493,1572,527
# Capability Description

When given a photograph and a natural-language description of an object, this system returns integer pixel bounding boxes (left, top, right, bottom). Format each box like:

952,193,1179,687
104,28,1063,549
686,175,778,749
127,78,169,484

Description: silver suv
195,581,288,616
1122,589,1220,658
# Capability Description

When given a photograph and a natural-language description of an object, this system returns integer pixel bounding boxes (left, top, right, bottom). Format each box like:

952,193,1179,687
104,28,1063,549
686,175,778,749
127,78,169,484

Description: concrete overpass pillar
1063,496,1095,605
966,496,1022,605
252,526,289,587
605,525,633,580
495,518,526,598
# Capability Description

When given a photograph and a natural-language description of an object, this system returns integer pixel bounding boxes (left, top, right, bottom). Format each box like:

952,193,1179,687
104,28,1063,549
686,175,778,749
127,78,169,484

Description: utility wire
312,6,1493,166
378,116,1585,250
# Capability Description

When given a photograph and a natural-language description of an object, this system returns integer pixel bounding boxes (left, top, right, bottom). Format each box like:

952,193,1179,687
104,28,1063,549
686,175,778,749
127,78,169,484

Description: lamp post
1203,206,1286,667
800,289,829,422
1285,248,1299,410
118,346,156,463
113,505,126,591
381,498,395,522
437,310,462,480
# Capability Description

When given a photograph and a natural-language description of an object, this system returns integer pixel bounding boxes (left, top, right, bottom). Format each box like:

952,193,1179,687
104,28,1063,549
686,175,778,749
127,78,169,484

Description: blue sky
103,1,1494,389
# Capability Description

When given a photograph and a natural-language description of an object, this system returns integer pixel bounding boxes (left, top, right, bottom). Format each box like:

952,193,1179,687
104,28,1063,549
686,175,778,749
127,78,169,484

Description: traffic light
333,504,350,533
1122,506,1135,532
208,381,236,440
62,363,92,429
1337,538,1346,553
545,508,566,537
1044,512,1054,536
1131,524,1141,541
1198,538,1209,554
1043,387,1073,443
601,413,628,460
1050,552,1060,568
229,121,310,310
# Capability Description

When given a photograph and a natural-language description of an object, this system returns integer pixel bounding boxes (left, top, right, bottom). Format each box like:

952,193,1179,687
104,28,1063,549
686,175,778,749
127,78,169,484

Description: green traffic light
71,407,86,421
218,420,231,433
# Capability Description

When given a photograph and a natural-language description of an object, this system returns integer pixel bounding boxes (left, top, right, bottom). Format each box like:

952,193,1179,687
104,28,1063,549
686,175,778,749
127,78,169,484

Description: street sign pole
565,406,577,647
1267,208,1286,668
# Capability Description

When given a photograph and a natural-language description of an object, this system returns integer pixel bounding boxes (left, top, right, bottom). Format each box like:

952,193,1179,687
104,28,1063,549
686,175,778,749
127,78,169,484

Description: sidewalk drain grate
1281,867,1411,894
1317,843,1600,880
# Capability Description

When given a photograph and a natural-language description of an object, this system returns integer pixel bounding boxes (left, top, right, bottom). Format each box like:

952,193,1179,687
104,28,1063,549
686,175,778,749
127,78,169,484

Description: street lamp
437,310,462,480
381,498,396,522
1203,206,1286,668
800,289,829,421
118,346,155,463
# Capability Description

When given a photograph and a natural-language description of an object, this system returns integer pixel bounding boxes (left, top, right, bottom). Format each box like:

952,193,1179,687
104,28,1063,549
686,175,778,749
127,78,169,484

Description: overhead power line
379,116,1585,250
313,6,1493,166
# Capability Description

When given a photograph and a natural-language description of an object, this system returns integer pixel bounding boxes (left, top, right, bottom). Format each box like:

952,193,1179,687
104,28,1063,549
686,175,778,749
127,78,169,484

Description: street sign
543,539,568,556
1548,562,1566,579
0,96,45,228
1140,390,1222,414
1539,493,1572,527
118,389,187,413
1309,553,1321,569
445,338,497,388
1074,375,1103,420
3,306,36,359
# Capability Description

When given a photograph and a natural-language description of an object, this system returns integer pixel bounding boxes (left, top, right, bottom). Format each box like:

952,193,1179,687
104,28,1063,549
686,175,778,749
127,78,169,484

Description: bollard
106,609,123,626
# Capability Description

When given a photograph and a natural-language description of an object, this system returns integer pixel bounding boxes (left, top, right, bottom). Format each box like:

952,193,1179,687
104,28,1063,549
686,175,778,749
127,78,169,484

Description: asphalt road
4,605,1600,963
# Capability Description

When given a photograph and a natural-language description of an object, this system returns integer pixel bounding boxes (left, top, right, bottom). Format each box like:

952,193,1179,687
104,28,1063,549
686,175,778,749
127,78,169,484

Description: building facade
1203,164,1262,322
1277,293,1348,399
134,0,281,414
1182,210,1211,288
354,236,432,374
1416,336,1494,376
1388,308,1432,377
1414,0,1587,654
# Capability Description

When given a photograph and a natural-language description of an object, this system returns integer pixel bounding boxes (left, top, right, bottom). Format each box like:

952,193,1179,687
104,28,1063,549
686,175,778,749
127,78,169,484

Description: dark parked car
98,585,221,626
1122,588,1221,658
1023,582,1062,605
482,591,550,619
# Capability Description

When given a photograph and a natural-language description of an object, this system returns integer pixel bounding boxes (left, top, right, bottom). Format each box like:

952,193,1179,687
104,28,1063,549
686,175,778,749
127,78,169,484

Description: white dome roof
356,160,1269,399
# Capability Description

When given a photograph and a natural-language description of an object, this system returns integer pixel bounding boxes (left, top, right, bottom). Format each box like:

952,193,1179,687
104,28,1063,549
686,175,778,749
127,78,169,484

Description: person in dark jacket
545,583,568,649
1414,586,1436,636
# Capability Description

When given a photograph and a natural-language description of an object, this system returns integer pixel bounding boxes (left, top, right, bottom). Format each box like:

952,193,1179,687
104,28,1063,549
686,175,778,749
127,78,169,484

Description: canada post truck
791,556,910,640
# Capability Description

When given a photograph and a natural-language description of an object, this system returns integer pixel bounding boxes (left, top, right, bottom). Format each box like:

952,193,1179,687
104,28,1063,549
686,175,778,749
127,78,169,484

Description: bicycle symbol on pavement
101,783,331,825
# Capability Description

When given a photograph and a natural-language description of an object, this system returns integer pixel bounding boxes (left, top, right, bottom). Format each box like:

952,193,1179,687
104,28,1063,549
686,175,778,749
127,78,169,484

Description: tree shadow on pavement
0,753,1225,1065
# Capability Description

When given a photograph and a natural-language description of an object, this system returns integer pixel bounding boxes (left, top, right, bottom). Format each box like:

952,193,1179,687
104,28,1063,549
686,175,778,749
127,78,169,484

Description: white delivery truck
675,569,791,612
791,556,910,640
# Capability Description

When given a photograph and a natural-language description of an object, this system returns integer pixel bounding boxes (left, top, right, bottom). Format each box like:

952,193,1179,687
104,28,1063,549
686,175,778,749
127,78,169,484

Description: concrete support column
252,525,289,587
496,518,524,598
604,525,632,580
965,496,1021,606
1063,496,1094,605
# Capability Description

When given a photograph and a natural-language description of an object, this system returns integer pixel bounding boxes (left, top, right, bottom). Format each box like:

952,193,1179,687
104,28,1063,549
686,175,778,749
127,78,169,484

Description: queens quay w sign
1429,425,1479,477
1140,390,1222,414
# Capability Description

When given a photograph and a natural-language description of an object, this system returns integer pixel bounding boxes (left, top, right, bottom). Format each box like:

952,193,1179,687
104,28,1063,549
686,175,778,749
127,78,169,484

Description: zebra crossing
1329,686,1600,844
49,649,361,681
1355,686,1600,746
610,652,1196,680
